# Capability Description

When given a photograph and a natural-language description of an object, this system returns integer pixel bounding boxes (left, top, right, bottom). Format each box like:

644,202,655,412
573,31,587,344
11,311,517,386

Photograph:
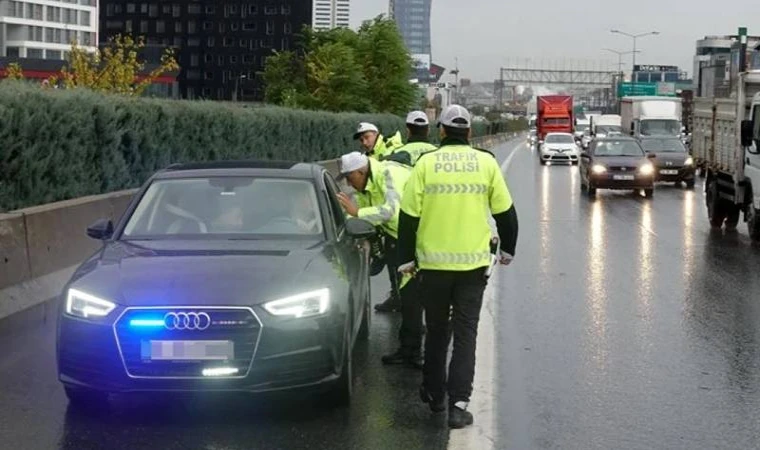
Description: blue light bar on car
129,318,165,327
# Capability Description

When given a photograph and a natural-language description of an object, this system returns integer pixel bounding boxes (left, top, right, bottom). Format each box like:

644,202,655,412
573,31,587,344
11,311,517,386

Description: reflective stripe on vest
423,183,488,195
418,250,491,266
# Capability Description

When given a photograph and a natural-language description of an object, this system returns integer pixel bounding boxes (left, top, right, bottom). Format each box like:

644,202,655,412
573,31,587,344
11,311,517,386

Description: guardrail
0,133,517,322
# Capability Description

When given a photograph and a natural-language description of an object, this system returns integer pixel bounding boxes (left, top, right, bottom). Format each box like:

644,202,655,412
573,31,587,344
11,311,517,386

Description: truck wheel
748,203,760,242
706,179,728,227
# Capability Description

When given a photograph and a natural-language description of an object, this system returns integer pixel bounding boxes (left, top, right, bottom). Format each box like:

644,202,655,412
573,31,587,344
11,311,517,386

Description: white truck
620,96,683,139
692,70,760,240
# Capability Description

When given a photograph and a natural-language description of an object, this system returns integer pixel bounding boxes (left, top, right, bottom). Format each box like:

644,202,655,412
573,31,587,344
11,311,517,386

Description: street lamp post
610,30,659,92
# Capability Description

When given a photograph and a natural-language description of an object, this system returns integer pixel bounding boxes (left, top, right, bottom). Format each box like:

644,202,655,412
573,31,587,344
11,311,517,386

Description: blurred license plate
660,169,678,175
142,340,233,361
613,175,635,180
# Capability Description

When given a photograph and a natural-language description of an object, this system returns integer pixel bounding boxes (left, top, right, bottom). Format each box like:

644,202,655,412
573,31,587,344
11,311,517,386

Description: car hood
650,152,690,166
593,155,648,167
544,143,577,150
68,239,341,307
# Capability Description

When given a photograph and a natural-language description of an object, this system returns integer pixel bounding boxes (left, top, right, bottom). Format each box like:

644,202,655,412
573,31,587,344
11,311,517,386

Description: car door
321,173,367,336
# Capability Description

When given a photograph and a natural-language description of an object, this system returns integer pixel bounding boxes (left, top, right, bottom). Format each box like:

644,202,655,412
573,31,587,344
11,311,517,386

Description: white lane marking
448,138,523,450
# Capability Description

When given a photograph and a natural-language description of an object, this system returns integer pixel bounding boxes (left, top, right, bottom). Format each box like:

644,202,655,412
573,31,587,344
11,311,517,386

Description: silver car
539,132,580,165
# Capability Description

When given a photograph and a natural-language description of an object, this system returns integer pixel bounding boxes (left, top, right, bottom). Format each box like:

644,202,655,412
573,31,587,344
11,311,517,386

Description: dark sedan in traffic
579,137,656,198
56,161,375,409
638,136,696,188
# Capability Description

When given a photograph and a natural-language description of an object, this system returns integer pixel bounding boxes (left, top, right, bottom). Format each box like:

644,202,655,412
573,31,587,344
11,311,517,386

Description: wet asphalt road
493,141,760,449
4,136,760,450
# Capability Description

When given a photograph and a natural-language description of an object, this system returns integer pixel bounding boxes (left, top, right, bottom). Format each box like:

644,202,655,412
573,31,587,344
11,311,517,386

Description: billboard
634,65,679,73
411,53,431,70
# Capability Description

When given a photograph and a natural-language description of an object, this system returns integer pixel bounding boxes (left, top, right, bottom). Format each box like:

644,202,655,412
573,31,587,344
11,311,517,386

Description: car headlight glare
65,288,116,319
591,164,607,174
639,163,654,175
685,156,694,166
264,288,330,318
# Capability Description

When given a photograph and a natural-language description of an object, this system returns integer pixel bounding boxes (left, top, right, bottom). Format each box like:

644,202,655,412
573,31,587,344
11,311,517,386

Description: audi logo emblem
164,312,211,330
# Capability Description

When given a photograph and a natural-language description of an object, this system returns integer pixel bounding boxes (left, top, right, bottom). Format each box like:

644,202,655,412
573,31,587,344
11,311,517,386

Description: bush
0,81,405,211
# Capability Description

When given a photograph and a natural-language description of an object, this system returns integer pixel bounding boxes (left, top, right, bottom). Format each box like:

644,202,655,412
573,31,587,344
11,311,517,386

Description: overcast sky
351,0,760,83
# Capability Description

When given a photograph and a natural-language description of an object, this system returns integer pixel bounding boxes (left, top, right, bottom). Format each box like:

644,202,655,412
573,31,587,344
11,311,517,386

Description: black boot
448,402,474,429
381,349,424,369
374,292,401,312
419,385,446,413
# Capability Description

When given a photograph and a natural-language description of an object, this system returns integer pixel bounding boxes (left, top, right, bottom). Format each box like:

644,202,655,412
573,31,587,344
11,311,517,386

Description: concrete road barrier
0,137,519,322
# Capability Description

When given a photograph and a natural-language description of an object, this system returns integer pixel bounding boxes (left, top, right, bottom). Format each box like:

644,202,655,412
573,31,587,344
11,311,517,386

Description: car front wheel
326,335,353,407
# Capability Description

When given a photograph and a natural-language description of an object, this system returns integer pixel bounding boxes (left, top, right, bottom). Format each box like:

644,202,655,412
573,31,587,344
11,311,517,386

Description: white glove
397,261,416,274
498,250,513,266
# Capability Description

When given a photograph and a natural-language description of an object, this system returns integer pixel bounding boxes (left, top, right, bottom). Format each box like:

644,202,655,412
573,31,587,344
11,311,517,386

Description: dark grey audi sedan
56,161,375,409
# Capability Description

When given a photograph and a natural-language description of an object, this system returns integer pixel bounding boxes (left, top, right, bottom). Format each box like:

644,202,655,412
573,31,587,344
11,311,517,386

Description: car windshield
640,119,681,136
121,177,324,240
596,125,623,135
545,134,574,144
594,140,644,157
639,138,686,153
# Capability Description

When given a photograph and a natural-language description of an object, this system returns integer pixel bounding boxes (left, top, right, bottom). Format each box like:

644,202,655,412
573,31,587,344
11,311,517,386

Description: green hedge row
0,81,405,211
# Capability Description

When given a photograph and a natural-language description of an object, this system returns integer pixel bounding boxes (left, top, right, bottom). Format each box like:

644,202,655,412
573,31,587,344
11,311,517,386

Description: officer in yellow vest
384,111,438,167
336,152,411,313
397,104,518,429
353,122,404,161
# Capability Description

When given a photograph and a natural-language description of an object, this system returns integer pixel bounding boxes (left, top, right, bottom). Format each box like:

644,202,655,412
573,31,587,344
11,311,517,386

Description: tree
49,34,179,96
262,50,306,107
4,63,24,80
303,42,371,112
355,17,417,115
262,17,416,114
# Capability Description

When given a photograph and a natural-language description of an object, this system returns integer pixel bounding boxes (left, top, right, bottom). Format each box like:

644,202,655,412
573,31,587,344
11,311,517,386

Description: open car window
121,177,324,240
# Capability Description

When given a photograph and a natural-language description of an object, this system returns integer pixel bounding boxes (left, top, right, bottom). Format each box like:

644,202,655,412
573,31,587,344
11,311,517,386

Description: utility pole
611,30,659,93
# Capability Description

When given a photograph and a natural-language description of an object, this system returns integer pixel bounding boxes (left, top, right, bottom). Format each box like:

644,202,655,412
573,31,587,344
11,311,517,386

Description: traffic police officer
397,104,519,429
336,151,412,313
384,111,438,167
353,122,404,161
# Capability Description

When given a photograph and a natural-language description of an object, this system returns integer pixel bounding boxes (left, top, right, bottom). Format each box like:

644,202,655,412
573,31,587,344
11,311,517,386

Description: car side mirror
86,218,113,240
345,217,376,239
741,120,753,147
647,153,657,159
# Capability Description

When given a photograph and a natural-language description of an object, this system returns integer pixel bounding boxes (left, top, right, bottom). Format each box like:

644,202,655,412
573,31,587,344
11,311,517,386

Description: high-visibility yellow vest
401,144,513,271
355,158,411,239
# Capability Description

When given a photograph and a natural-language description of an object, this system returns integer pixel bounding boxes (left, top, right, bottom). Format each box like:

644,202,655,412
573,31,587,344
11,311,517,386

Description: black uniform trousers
384,234,401,301
419,267,487,404
398,275,423,355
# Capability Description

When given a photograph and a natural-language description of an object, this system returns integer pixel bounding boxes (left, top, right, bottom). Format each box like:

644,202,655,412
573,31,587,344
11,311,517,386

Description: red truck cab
536,95,574,142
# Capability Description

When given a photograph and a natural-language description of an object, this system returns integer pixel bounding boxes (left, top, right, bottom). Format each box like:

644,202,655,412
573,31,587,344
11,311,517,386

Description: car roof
152,160,325,180
594,136,638,142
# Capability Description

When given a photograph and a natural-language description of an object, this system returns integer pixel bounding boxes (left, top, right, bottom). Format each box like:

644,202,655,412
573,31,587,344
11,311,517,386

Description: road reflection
585,199,608,371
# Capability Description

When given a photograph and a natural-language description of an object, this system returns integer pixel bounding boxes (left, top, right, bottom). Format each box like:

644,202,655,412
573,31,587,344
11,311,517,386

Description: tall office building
312,0,349,31
0,0,99,60
389,0,432,81
100,1,312,101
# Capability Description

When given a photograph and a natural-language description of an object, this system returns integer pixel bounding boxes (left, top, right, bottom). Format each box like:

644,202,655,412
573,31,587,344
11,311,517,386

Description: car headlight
685,156,694,166
591,164,607,174
639,163,654,175
264,288,330,318
65,288,116,319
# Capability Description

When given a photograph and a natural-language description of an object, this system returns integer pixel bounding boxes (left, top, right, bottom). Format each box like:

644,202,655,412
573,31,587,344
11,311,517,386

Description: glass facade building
389,0,432,81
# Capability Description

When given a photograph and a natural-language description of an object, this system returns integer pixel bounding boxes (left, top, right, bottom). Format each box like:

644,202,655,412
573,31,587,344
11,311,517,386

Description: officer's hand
498,250,513,266
337,192,358,217
397,261,416,274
